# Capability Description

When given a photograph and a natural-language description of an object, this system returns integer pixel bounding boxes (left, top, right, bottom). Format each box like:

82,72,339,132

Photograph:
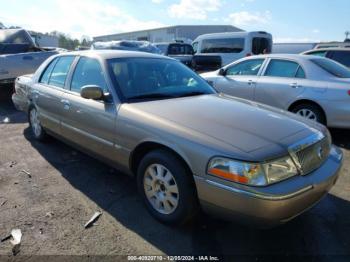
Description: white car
201,54,350,128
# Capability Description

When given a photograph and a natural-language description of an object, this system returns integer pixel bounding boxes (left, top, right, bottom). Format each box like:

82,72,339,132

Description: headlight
208,156,298,186
262,156,298,184
325,128,332,145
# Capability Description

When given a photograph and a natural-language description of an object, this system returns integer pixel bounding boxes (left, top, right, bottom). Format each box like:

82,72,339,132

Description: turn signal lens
208,168,249,184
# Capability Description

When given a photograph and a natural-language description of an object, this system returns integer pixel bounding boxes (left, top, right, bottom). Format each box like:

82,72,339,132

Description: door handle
60,99,70,110
248,80,256,85
290,83,301,88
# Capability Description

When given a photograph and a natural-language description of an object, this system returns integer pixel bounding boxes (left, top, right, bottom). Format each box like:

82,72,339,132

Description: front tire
137,150,199,225
28,107,47,141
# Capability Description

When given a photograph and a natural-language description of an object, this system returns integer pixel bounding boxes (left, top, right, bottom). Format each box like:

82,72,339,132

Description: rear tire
291,103,326,125
28,107,47,141
137,149,199,225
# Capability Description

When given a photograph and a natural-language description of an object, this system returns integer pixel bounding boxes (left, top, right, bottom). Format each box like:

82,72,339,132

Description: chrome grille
293,138,330,175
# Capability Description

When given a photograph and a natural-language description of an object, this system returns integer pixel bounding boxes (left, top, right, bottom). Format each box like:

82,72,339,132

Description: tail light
348,90,350,96
246,53,252,57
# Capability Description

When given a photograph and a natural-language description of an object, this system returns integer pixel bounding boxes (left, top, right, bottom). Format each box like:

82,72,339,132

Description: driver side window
226,59,264,76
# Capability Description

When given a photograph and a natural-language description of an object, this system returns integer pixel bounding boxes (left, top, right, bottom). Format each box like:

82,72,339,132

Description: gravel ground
0,100,349,261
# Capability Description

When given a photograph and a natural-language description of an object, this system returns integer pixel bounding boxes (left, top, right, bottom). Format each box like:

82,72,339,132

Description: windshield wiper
127,93,176,101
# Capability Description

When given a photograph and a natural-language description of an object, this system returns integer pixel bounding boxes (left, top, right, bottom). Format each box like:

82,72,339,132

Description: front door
215,58,265,101
60,56,118,161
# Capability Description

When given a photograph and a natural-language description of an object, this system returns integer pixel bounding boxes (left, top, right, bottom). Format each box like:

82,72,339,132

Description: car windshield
108,57,216,102
311,58,350,78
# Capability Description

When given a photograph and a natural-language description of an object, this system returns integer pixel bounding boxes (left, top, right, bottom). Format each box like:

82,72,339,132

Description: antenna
346,31,350,39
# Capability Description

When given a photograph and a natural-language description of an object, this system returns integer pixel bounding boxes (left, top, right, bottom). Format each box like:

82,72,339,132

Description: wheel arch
288,99,327,125
129,141,194,178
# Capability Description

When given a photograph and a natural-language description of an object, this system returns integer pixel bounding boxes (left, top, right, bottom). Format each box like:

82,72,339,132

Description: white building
93,25,243,43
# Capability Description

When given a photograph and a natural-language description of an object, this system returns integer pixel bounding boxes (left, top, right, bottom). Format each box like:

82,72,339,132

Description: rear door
254,59,306,109
33,56,75,134
60,56,118,161
215,58,265,100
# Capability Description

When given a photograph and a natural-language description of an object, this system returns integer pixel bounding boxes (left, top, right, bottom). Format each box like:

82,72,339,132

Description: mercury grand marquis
12,50,343,226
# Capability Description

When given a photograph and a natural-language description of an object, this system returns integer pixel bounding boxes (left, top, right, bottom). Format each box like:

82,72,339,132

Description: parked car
155,42,194,67
272,43,318,54
314,42,350,49
192,31,272,67
13,50,342,227
191,54,222,73
92,40,161,54
302,48,350,68
0,29,58,87
201,54,350,128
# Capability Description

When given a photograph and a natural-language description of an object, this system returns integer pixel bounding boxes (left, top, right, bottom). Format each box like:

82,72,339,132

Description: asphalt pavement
0,100,349,261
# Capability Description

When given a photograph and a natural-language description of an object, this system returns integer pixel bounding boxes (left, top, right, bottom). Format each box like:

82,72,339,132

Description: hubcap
143,164,179,215
296,109,317,121
30,109,42,137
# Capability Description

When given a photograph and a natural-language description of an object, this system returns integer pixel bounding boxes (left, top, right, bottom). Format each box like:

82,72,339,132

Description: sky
0,0,349,43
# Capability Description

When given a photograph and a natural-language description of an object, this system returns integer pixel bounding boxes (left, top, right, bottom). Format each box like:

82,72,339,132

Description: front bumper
194,146,343,227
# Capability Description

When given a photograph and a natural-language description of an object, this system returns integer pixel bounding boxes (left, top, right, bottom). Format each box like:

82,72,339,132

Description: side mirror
80,85,104,100
218,68,226,76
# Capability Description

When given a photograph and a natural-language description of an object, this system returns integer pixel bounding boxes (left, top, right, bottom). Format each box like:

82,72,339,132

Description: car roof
154,42,191,45
304,48,350,52
194,31,272,41
57,50,171,60
244,54,315,61
229,53,334,66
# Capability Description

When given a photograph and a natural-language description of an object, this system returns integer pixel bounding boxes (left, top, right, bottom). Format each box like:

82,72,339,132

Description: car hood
200,70,219,78
125,94,321,154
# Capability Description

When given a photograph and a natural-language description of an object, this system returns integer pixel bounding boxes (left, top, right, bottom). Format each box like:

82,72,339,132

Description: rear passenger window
329,51,350,67
71,57,108,93
201,38,245,53
48,56,75,88
39,58,58,84
265,60,301,78
252,37,271,55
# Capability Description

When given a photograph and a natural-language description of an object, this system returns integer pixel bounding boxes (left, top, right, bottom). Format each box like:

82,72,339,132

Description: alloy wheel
30,109,42,137
296,108,317,121
143,164,179,215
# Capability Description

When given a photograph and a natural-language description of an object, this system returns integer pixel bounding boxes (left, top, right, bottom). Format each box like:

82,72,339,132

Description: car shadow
23,127,350,260
0,100,27,124
330,128,350,150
